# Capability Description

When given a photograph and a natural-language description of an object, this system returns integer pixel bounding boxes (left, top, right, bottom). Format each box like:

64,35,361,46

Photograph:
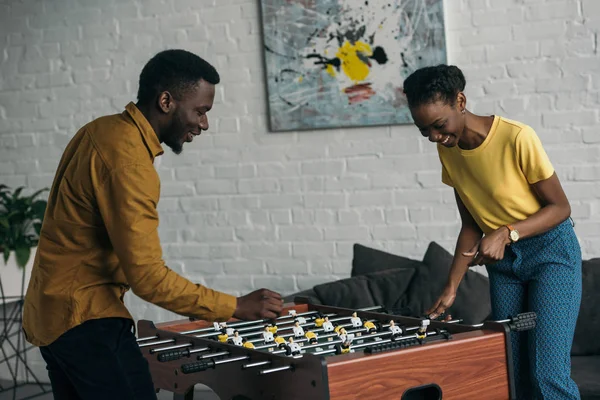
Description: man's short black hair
403,64,466,108
137,49,220,105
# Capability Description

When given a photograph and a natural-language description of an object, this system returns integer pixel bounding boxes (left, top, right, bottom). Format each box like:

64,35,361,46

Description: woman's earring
461,109,466,114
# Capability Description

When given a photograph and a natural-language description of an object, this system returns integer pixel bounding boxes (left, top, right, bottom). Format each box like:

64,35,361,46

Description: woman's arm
427,190,483,319
467,172,571,266
510,172,571,239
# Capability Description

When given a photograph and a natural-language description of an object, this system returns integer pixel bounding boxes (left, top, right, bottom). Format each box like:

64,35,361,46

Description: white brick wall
0,0,599,380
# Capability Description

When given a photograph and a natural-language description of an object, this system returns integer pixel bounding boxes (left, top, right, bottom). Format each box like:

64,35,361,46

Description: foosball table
136,300,536,400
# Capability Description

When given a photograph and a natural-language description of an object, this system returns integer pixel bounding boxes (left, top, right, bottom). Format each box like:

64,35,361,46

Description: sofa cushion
571,355,600,400
352,243,425,277
404,242,491,324
313,267,417,311
283,288,322,305
572,258,600,356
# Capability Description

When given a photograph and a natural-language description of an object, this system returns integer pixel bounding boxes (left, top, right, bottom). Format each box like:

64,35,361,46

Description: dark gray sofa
285,242,600,400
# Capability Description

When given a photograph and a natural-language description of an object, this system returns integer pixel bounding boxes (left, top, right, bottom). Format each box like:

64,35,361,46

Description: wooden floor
0,381,220,399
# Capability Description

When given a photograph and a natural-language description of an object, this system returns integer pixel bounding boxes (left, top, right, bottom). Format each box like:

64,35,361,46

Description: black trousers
39,317,158,400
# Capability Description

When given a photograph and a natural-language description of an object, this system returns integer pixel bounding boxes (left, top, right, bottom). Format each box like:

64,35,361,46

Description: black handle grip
181,359,216,374
509,312,537,332
514,312,537,321
157,349,188,362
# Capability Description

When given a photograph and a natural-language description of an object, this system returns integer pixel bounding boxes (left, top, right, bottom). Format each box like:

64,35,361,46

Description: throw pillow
313,267,417,311
405,241,491,324
571,258,600,356
352,243,425,277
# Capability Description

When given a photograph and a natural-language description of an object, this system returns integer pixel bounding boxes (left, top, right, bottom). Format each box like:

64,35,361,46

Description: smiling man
22,49,283,400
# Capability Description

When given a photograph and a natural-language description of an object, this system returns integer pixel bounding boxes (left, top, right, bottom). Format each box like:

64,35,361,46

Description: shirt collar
124,102,164,160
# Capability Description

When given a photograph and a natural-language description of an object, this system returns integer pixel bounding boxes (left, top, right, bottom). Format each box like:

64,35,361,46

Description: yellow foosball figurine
242,338,255,349
217,329,228,343
314,314,325,327
274,335,286,348
266,324,278,334
305,330,318,344
363,320,377,333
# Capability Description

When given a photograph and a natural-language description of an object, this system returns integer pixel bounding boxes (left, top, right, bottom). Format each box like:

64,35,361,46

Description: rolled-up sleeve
96,163,237,321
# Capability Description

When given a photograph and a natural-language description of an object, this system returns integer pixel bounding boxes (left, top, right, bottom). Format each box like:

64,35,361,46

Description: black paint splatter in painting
306,53,341,72
371,46,388,64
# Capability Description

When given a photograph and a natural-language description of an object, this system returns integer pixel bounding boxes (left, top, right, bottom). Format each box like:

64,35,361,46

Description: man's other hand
233,288,283,320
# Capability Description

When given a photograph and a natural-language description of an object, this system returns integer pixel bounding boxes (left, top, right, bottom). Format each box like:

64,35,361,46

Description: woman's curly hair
403,64,466,108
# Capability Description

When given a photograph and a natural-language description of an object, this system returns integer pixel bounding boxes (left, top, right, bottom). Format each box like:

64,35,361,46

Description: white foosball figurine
213,322,226,331
287,337,301,356
262,326,274,343
337,327,355,344
226,327,235,336
322,317,334,332
292,321,305,338
230,331,243,346
288,310,297,317
389,320,403,336
295,316,307,325
350,312,362,328
417,318,430,340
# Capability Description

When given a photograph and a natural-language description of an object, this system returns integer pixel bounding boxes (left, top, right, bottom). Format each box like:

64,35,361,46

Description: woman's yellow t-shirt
437,116,555,235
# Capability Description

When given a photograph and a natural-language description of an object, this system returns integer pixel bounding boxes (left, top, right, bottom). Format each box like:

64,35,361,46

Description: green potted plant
0,184,48,298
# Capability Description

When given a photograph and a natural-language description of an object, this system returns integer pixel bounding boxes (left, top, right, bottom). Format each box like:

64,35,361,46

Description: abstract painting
259,0,447,131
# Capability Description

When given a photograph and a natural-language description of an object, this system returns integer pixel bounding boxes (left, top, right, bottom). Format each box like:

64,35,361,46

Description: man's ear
157,91,175,114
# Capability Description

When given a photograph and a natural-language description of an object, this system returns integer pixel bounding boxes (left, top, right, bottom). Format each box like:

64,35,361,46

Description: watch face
510,230,519,241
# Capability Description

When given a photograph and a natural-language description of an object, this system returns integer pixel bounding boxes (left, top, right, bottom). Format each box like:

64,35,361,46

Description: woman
402,64,581,399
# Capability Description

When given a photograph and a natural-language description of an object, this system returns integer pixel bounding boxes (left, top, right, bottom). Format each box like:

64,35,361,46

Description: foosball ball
136,301,536,400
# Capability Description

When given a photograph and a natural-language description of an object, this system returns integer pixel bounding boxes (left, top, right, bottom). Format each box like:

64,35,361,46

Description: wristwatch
506,224,520,243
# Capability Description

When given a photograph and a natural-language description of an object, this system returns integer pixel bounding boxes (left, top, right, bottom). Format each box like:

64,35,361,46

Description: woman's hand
426,284,457,320
463,226,511,266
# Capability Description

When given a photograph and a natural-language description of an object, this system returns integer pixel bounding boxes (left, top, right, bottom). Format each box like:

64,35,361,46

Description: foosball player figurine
262,326,275,343
416,318,430,340
292,321,305,338
213,321,226,331
295,316,307,324
388,320,403,338
350,312,362,328
322,316,334,333
229,330,244,346
314,313,325,327
217,328,229,343
266,323,278,334
363,319,377,334
286,337,302,356
242,338,255,349
304,330,318,344
335,332,354,355
288,309,297,317
274,334,286,348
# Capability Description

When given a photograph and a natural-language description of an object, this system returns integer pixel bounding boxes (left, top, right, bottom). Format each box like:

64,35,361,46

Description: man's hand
233,288,283,321
463,227,511,267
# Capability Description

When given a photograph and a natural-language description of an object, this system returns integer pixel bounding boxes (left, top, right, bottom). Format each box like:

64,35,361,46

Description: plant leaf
3,247,10,265
31,200,47,220
15,245,30,269
13,186,24,200
0,217,8,229
33,222,42,235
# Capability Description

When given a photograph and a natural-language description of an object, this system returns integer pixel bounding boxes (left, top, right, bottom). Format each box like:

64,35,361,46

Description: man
22,49,283,399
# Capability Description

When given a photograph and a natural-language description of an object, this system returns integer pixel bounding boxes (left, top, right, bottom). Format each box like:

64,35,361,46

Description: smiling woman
402,64,582,400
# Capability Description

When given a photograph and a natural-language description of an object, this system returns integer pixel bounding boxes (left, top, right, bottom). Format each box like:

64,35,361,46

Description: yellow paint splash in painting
336,40,372,83
326,64,336,77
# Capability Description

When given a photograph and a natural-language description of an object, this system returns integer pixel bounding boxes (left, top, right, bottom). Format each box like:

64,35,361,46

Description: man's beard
163,111,187,155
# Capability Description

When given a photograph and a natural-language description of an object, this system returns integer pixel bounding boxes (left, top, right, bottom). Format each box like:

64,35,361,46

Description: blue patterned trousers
485,218,582,400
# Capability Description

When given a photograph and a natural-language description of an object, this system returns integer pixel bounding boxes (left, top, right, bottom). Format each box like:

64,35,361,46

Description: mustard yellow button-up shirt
23,102,237,347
